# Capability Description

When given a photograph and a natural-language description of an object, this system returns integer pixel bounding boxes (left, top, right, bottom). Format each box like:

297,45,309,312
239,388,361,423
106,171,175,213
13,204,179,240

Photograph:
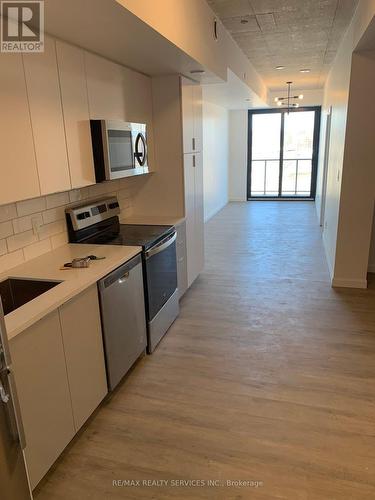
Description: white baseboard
204,201,228,222
228,198,246,202
332,277,368,289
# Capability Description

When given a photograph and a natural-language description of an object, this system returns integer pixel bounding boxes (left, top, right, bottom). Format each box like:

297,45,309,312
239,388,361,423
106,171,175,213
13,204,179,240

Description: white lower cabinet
10,285,108,489
175,221,188,298
10,311,75,489
59,285,107,431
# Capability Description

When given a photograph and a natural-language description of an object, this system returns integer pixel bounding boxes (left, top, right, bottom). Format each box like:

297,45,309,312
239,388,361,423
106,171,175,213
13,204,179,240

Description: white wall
202,101,229,221
316,25,354,281
317,1,375,287
333,50,375,287
228,110,248,201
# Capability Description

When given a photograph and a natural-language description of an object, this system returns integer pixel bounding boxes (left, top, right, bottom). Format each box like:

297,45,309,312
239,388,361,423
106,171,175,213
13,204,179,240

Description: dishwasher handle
98,253,142,290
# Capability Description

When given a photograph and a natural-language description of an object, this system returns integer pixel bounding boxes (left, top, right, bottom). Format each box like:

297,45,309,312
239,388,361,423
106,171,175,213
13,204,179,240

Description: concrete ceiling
207,0,359,90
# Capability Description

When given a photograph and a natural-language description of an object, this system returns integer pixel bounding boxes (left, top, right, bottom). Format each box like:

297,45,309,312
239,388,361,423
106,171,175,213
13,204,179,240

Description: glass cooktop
86,224,174,250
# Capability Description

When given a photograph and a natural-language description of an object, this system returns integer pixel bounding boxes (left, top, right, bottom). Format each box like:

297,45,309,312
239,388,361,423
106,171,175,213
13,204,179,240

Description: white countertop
2,244,141,340
120,215,185,226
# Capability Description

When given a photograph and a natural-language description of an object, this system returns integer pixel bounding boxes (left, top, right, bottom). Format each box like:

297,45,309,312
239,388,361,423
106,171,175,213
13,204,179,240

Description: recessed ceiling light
240,17,249,24
245,98,251,101
276,66,285,70
300,68,311,73
190,69,205,75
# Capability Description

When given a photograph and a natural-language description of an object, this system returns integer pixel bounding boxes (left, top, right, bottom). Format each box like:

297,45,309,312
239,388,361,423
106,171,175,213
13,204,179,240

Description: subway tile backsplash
0,178,134,274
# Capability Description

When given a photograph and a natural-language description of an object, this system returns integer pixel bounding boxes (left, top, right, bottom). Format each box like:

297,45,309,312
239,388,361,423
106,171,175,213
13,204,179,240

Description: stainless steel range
65,197,179,353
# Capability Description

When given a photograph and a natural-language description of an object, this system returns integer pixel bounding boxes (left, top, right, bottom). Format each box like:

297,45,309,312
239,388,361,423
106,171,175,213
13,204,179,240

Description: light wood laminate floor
35,202,375,500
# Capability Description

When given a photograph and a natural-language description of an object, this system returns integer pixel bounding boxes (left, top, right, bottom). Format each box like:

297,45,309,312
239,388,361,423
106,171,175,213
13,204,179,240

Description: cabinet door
184,153,205,288
10,311,75,489
0,52,40,204
194,152,205,277
85,52,125,120
56,41,95,188
184,153,196,287
192,85,203,153
59,285,107,432
181,77,194,154
176,220,188,298
23,36,70,194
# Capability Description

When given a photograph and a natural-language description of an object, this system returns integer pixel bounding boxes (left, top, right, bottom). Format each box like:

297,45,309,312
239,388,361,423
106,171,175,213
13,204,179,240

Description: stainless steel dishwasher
98,254,147,390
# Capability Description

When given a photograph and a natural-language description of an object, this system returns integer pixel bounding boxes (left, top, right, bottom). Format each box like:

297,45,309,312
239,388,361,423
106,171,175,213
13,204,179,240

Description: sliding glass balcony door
247,107,321,199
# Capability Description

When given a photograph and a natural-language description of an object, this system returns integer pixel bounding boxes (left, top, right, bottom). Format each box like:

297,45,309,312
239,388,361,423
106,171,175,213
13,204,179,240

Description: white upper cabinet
84,52,126,120
0,52,40,204
181,77,195,154
56,41,95,188
192,85,203,153
181,77,203,154
23,36,71,195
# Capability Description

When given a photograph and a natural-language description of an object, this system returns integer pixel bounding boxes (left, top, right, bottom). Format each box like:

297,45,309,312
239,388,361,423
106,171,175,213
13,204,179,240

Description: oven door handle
145,232,176,259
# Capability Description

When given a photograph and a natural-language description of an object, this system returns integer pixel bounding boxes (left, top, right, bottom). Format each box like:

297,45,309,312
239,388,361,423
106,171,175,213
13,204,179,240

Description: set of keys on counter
61,255,106,270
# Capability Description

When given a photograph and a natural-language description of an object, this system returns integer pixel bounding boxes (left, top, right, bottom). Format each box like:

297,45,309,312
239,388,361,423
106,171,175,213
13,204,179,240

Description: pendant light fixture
274,82,304,113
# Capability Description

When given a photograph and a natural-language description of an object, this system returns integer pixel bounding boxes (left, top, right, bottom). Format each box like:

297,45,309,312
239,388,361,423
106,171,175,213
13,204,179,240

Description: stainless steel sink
0,278,62,315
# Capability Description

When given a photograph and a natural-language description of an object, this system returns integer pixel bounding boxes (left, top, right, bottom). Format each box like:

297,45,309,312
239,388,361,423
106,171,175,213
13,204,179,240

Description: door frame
320,106,332,226
247,106,321,200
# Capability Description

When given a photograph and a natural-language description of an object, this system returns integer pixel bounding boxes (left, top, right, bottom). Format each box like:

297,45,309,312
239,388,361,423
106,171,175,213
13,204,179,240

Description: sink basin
0,278,62,315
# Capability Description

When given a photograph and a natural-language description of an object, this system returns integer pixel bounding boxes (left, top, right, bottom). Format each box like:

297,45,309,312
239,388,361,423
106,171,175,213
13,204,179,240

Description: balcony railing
250,158,312,197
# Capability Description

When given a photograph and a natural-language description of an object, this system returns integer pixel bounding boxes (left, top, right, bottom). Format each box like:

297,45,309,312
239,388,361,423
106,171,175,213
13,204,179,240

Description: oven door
144,231,178,321
104,121,134,179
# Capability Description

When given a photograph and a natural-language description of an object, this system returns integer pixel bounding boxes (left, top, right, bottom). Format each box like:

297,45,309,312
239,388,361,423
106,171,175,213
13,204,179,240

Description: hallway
36,202,375,499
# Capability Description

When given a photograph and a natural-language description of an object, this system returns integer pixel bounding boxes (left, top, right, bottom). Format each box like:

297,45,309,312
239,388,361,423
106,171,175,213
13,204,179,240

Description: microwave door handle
145,232,177,259
134,133,147,166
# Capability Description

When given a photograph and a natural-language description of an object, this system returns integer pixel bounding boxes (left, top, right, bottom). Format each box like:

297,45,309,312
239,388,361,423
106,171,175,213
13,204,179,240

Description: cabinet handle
119,271,129,283
0,371,26,450
193,155,196,168
192,137,196,151
0,380,9,403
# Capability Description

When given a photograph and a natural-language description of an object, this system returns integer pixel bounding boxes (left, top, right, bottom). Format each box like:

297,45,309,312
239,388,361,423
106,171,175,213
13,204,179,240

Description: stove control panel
77,211,91,220
66,196,121,231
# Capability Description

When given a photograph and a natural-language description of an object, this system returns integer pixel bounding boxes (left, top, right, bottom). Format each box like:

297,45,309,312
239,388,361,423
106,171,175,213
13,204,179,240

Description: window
247,107,321,199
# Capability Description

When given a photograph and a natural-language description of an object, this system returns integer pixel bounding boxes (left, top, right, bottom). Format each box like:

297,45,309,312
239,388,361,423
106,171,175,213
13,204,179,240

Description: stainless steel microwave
90,120,148,182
